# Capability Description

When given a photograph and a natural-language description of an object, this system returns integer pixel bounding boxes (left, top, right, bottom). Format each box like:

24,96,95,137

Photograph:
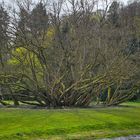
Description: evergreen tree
30,2,48,35
0,4,9,67
107,1,120,26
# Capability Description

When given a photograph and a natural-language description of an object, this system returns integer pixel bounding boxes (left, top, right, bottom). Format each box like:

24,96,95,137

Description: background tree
107,1,120,27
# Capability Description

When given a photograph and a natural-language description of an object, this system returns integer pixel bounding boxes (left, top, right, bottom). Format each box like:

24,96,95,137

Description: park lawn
0,102,140,140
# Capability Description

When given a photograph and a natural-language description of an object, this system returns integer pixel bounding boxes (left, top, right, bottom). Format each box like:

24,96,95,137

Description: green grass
0,102,140,140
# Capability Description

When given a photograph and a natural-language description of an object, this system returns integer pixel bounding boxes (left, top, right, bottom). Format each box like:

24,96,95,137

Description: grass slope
0,102,140,140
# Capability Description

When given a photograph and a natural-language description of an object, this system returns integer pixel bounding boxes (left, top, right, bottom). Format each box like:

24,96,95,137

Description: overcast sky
0,0,132,11
0,0,129,5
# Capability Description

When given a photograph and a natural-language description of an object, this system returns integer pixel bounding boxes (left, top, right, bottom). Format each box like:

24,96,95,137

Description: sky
0,0,129,5
0,0,132,10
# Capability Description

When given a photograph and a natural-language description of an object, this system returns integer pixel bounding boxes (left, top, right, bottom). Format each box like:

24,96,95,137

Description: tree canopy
0,0,139,107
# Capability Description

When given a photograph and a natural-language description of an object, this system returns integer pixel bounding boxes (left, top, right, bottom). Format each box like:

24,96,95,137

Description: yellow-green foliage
7,47,40,67
7,47,27,65
42,27,55,48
